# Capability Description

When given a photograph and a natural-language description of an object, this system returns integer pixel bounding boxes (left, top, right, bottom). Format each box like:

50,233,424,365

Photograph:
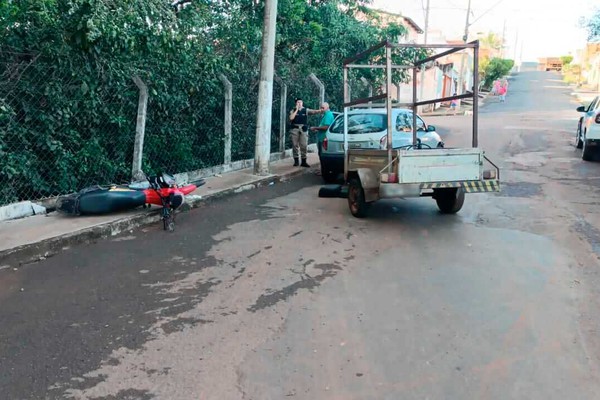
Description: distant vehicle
538,57,562,72
575,96,600,161
319,108,443,183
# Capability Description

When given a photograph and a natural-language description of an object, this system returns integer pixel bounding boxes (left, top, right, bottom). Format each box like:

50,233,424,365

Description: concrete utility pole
132,76,148,181
513,27,519,71
254,0,278,175
501,19,507,58
457,0,472,95
418,0,430,113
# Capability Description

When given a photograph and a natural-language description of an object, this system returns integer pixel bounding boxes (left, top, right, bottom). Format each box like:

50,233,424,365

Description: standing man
310,102,335,157
289,98,321,167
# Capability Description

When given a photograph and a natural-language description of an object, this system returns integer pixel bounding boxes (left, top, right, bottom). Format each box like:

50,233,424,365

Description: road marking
504,126,572,132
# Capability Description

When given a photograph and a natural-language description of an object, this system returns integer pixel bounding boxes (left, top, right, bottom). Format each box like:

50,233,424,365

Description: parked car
575,96,600,161
319,108,444,183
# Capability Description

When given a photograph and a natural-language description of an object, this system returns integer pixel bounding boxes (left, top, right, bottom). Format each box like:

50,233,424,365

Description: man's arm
289,108,298,121
307,108,323,115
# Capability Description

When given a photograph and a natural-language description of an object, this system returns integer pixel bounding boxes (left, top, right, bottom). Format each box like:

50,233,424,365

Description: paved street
3,71,600,399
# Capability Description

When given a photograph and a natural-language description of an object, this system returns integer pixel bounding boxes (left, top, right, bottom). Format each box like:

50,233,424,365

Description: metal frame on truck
320,39,500,218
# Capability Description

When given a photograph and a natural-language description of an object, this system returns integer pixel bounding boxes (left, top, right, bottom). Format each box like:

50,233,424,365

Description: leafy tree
477,32,504,52
581,7,600,41
560,55,574,65
482,58,514,88
0,0,420,205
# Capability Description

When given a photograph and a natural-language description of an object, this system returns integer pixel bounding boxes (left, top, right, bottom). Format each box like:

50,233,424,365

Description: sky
370,0,594,62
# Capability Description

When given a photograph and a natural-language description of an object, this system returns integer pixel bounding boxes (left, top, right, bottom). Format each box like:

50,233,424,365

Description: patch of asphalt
0,168,310,269
497,182,543,198
247,263,342,312
574,217,600,258
0,173,323,400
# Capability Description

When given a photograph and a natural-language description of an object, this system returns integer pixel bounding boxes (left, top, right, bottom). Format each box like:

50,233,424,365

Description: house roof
369,8,424,34
401,16,424,34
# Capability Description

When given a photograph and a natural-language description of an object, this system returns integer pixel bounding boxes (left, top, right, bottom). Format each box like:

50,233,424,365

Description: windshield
329,113,386,134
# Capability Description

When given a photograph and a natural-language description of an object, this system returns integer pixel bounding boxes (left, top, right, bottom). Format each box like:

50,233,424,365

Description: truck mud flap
421,180,500,193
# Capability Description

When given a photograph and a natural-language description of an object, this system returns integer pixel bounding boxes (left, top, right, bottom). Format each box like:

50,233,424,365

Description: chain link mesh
0,50,331,207
0,51,138,206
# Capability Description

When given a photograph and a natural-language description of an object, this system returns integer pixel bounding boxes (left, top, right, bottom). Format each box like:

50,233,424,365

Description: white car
575,96,600,161
319,108,444,183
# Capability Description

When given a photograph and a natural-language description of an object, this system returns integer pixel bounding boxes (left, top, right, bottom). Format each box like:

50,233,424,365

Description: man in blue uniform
289,98,322,167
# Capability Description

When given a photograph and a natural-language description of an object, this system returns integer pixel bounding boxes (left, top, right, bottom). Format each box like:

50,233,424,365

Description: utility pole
501,19,507,58
513,26,519,71
418,0,430,113
513,27,518,60
254,0,278,175
457,0,472,95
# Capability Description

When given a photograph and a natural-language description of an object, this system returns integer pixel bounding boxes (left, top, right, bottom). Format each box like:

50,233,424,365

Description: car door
585,97,600,139
585,97,600,132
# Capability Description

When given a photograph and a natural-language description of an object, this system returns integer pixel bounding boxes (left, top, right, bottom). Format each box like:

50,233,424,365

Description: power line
469,0,506,26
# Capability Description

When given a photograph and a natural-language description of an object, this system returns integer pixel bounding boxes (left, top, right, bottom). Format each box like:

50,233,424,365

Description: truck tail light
322,137,328,151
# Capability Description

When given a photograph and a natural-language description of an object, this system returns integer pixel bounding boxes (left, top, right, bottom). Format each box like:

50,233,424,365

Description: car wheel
575,121,583,149
582,135,594,161
348,178,369,218
434,188,465,214
437,141,444,148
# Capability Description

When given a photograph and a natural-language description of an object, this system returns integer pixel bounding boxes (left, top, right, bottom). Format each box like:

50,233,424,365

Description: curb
0,167,312,267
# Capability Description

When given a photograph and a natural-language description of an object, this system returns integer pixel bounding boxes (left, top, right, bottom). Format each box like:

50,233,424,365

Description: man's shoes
300,159,310,168
293,158,299,166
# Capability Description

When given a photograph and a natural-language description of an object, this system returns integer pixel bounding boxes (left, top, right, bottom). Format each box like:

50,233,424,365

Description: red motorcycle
56,173,205,231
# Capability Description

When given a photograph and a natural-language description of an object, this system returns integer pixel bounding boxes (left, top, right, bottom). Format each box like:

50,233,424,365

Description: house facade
351,9,475,112
583,42,600,90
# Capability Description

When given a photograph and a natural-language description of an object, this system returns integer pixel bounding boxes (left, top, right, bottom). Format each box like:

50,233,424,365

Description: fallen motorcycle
55,173,205,231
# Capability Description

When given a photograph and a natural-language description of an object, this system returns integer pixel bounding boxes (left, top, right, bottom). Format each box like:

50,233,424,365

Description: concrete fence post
395,83,401,103
219,74,233,165
360,77,373,108
274,75,287,154
309,73,325,106
132,76,148,181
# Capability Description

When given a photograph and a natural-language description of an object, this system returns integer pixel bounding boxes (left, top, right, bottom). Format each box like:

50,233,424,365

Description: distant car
575,96,600,161
319,108,444,183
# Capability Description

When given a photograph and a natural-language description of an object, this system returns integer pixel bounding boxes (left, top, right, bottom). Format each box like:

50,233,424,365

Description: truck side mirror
427,125,436,132
577,106,586,112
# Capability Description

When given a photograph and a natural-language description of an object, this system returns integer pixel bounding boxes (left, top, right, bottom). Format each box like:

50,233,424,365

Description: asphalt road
3,71,600,399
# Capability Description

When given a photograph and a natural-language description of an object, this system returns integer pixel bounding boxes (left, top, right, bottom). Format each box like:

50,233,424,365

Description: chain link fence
0,51,139,206
0,50,334,207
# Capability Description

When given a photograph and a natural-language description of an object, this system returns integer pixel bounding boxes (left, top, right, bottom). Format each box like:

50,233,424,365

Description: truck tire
582,137,594,161
575,122,583,149
348,178,369,218
434,188,465,214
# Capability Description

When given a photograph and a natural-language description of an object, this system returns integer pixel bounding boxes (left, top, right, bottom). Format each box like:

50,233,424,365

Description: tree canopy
582,7,600,41
0,0,415,204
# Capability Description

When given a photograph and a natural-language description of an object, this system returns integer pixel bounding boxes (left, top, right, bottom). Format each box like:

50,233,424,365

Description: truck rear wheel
434,188,465,214
348,178,369,218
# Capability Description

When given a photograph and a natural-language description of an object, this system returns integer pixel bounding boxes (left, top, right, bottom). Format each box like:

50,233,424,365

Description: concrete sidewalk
571,86,599,104
0,153,321,266
421,92,492,117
